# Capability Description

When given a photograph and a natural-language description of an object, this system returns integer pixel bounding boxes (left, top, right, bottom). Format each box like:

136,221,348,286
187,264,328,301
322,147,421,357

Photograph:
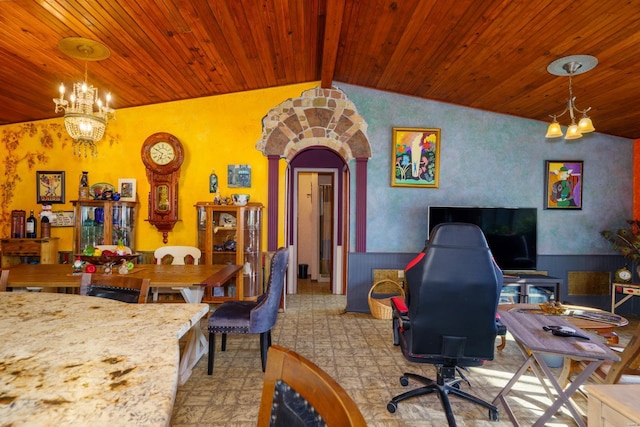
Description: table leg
175,286,209,385
494,341,600,427
531,353,596,427
492,355,534,426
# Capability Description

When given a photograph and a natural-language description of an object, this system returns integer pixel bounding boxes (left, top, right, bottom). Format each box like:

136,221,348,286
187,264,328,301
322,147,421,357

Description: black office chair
388,222,502,426
207,247,289,374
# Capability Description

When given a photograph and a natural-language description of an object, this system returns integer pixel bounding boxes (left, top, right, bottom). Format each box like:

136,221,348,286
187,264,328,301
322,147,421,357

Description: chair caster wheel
387,401,397,413
489,408,499,421
399,376,409,386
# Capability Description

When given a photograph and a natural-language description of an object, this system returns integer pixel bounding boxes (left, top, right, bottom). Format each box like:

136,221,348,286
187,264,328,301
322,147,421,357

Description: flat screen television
428,206,537,271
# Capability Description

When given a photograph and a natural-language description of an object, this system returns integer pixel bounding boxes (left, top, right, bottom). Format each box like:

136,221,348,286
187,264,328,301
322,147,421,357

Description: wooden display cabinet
195,202,263,302
72,200,137,254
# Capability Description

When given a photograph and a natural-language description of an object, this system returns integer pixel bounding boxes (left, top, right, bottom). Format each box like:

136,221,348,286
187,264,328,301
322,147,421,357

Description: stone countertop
0,292,209,427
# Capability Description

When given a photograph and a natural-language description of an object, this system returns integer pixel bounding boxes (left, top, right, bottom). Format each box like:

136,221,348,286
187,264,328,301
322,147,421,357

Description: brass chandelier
53,37,114,157
545,55,597,140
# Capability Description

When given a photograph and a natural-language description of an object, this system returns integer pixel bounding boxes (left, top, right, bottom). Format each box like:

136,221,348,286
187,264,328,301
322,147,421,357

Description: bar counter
0,292,208,426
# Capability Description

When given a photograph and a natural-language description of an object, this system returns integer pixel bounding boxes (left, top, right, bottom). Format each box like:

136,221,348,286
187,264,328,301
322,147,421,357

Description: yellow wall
0,82,319,252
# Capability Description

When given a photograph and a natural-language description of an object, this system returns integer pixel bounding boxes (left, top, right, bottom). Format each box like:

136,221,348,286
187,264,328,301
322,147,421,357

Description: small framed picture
118,178,137,202
544,160,583,210
391,127,441,188
36,171,65,204
228,164,251,188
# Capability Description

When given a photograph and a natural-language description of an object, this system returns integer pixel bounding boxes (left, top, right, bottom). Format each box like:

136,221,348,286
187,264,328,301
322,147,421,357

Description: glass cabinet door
111,204,135,247
80,205,105,249
73,200,137,254
242,207,261,297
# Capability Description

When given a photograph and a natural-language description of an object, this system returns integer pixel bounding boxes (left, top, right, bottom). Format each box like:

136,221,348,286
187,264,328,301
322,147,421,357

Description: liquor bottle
41,215,51,238
26,210,37,238
79,171,90,200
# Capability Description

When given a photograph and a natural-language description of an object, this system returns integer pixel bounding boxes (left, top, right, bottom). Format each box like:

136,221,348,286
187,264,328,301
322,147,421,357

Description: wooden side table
611,282,640,313
586,384,640,426
0,238,59,267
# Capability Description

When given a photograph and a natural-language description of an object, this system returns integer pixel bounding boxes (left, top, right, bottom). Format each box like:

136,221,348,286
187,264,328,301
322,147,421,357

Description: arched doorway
255,86,371,298
287,147,348,294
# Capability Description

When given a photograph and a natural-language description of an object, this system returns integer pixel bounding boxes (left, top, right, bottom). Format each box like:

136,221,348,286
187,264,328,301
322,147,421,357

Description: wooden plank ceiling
1,0,639,139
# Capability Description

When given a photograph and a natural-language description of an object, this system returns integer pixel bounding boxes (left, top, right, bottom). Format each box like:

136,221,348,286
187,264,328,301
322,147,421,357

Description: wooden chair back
602,320,640,383
0,269,8,292
257,345,366,427
80,273,150,304
154,246,201,265
565,320,640,385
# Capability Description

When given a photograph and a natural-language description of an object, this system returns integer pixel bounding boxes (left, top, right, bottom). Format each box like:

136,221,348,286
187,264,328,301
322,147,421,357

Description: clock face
150,141,176,165
617,268,632,282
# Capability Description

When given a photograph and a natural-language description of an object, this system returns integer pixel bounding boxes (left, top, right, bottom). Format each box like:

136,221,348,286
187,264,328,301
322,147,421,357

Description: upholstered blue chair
388,223,502,426
207,247,289,374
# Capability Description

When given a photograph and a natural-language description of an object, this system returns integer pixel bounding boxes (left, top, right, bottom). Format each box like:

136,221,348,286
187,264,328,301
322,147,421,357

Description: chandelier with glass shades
545,55,597,140
53,37,114,157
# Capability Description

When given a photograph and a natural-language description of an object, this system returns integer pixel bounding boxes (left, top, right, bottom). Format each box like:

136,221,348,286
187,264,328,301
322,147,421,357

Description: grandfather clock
141,132,184,243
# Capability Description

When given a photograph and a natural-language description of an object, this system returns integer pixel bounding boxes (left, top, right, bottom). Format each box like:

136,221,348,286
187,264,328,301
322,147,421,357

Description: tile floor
170,279,638,426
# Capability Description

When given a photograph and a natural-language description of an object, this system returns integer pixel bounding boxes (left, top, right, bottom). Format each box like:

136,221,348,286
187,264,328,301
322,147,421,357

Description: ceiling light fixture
545,55,597,140
53,37,114,157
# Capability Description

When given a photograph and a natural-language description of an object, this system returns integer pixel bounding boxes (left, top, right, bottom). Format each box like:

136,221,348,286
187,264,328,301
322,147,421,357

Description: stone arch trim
255,86,371,161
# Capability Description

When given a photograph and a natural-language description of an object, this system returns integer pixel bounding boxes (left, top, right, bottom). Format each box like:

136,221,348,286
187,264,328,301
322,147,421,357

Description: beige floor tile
171,279,638,427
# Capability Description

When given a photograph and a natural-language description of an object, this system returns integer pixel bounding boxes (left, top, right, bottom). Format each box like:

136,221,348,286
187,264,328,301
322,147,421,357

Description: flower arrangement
601,220,640,261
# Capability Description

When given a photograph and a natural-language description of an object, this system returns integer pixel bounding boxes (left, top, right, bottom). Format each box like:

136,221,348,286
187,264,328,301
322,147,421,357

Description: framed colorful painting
544,160,583,210
391,127,440,188
36,171,65,204
228,164,251,188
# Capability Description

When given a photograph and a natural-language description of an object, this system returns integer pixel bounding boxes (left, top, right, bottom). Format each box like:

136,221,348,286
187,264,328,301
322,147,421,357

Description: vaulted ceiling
2,1,640,139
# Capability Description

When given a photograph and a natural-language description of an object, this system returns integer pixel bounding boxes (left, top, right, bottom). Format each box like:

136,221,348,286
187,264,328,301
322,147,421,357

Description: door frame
287,167,343,294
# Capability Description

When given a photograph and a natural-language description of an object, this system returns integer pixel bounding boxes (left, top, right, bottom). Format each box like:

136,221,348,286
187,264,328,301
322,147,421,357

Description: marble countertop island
0,292,209,426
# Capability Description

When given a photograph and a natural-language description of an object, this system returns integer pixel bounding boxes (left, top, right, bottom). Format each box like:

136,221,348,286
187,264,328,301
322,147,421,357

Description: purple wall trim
267,155,280,252
356,158,368,252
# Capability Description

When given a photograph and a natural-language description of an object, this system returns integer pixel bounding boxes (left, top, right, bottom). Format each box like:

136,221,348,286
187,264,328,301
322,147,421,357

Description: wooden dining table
0,291,208,426
5,262,243,303
4,262,243,385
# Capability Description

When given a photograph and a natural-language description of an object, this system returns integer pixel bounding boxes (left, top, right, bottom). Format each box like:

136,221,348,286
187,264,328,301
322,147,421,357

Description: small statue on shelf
118,259,129,275
72,257,84,274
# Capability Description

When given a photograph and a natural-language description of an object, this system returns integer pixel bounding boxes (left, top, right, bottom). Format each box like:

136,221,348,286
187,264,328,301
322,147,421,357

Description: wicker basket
368,279,405,320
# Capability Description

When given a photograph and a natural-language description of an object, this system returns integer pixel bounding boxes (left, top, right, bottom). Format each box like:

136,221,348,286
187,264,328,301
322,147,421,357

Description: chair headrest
427,222,489,248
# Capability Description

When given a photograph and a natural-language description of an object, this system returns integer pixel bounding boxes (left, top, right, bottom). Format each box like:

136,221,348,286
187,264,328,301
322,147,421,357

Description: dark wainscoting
346,253,639,316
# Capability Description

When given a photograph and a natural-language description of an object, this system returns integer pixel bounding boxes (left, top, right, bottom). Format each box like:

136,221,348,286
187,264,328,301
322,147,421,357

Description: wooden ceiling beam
320,0,345,89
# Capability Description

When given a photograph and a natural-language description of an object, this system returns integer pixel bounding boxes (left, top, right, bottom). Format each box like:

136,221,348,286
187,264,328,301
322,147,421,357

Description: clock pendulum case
141,132,184,243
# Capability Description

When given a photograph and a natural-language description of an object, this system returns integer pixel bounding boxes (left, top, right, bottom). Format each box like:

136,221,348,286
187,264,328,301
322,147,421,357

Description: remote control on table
543,325,590,340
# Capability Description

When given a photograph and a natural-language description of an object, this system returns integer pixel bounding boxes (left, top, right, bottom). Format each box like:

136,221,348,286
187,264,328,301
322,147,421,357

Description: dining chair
207,247,289,374
257,345,367,427
0,270,8,292
151,245,202,302
153,245,201,265
80,273,151,304
563,320,640,385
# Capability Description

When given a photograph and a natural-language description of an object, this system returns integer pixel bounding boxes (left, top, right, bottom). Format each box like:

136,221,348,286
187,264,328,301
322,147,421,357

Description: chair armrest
390,297,408,315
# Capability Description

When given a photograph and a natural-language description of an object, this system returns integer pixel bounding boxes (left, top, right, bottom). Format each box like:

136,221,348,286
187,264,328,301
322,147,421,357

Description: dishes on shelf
90,182,115,200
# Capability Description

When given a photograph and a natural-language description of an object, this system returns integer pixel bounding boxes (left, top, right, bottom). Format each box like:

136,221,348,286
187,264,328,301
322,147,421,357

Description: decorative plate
90,182,115,200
